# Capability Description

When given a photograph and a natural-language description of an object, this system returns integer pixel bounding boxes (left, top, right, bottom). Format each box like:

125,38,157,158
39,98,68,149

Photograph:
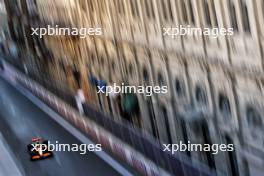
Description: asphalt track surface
0,77,123,176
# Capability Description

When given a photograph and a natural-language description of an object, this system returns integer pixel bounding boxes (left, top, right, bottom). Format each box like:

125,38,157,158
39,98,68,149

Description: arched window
0,60,4,70
181,1,188,23
157,72,165,87
117,0,125,15
168,0,173,22
211,0,218,27
73,69,81,88
204,0,212,27
161,0,173,22
263,1,264,31
246,106,262,129
128,63,134,76
229,0,238,32
89,0,95,12
100,57,105,68
242,160,250,176
111,61,116,73
225,136,239,176
201,123,215,169
219,94,231,118
90,53,95,64
161,0,168,21
150,1,155,20
161,106,172,144
142,67,149,84
130,0,140,19
241,0,251,33
188,0,195,24
195,86,208,106
147,100,159,139
144,0,151,19
175,79,186,97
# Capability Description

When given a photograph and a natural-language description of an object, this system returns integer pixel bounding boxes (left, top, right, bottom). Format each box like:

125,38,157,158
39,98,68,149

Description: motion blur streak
0,77,121,176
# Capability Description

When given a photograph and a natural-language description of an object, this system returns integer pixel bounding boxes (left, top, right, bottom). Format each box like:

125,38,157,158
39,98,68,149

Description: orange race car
27,137,53,161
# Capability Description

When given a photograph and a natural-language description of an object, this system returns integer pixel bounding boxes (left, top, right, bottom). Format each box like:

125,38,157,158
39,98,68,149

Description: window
263,1,264,27
188,0,195,24
142,67,149,85
181,1,188,23
135,0,140,17
240,1,251,33
204,0,212,27
111,61,116,73
130,0,140,18
219,94,231,118
117,0,125,15
150,1,155,20
246,106,262,129
90,53,95,64
107,96,113,115
161,0,168,21
175,79,186,97
145,0,155,20
168,0,174,21
145,0,151,19
225,136,239,176
242,160,250,176
59,60,66,73
161,106,172,144
73,69,81,88
161,0,173,22
147,100,159,139
128,63,134,76
101,1,107,14
157,72,165,87
130,0,136,17
201,123,215,169
229,0,238,32
89,0,95,12
211,0,218,27
100,57,105,68
195,86,208,106
0,59,3,70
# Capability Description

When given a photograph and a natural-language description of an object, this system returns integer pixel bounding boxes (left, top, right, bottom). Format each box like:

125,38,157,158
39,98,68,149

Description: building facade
13,0,264,176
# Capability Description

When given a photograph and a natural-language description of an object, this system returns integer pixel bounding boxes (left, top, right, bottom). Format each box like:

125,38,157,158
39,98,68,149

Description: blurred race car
27,137,53,161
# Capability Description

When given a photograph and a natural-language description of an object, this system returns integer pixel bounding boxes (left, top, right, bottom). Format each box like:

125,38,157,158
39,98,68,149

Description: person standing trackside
75,89,85,115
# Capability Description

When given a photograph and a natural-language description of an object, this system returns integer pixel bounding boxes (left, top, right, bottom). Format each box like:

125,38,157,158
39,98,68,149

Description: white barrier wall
2,61,171,176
